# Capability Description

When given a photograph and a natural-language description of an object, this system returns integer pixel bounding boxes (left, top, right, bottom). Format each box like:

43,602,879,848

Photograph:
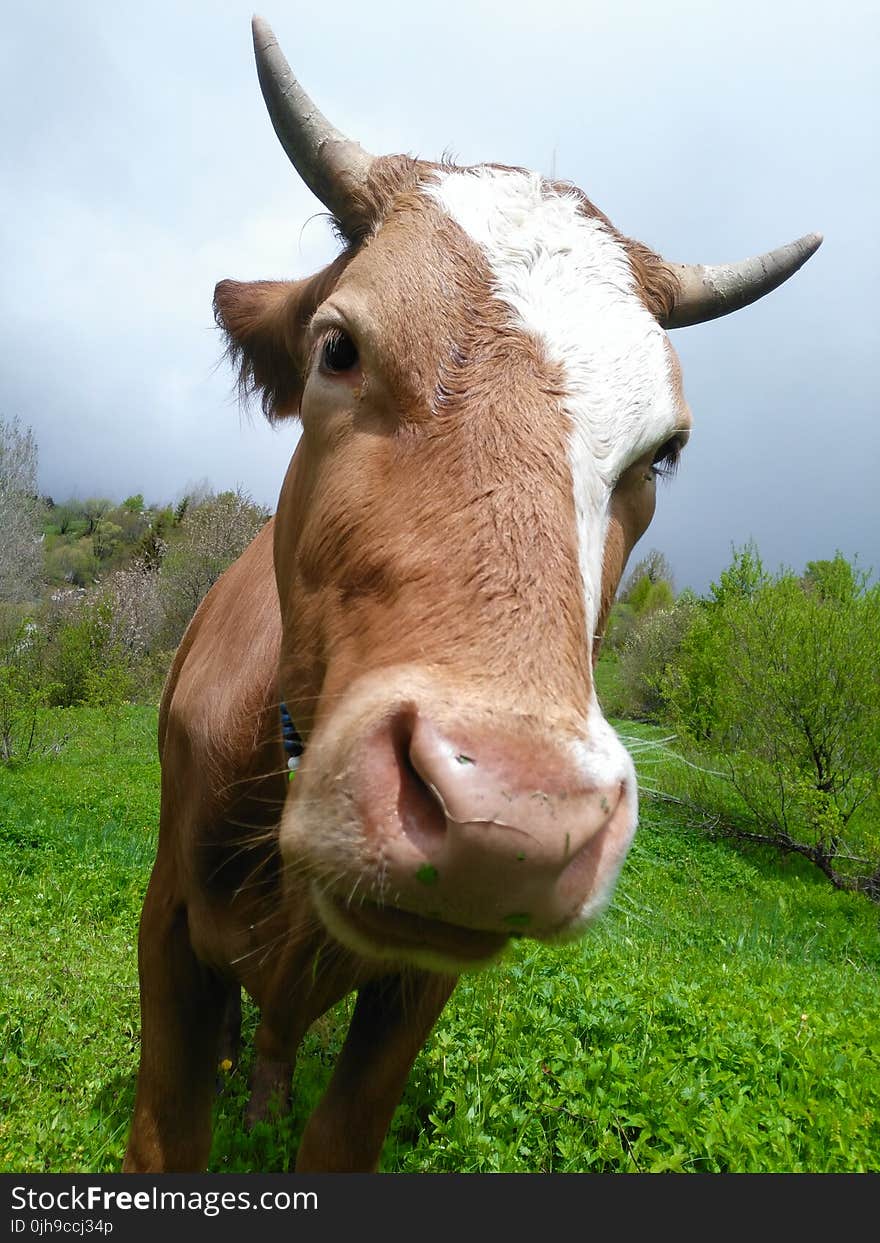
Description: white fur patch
425,167,678,643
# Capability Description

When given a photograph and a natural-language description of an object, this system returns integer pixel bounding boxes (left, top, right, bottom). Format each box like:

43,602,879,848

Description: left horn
662,232,823,329
251,16,376,237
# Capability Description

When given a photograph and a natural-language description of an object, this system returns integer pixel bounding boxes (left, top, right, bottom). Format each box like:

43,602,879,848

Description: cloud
2,0,878,591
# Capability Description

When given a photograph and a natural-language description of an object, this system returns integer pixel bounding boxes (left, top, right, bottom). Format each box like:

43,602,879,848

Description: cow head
213,19,821,972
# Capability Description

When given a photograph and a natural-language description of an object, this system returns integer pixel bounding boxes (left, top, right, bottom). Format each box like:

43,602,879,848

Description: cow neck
279,702,304,778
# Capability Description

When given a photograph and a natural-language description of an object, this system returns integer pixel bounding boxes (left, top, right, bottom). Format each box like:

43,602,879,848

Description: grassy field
1,706,878,1173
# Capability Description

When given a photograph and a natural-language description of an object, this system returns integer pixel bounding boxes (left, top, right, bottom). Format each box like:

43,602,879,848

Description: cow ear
214,257,348,421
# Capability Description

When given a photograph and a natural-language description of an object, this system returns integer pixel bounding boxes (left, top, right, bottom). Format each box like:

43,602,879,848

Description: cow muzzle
401,713,634,930
282,685,637,968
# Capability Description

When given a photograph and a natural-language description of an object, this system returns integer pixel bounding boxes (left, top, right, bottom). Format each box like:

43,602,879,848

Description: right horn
662,232,823,329
251,16,376,237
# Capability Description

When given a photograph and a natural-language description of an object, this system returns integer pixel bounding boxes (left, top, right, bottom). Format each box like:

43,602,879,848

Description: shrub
660,549,880,898
103,560,163,665
613,599,697,721
43,594,110,708
43,539,99,587
41,559,168,708
0,618,59,763
0,416,43,603
158,488,268,646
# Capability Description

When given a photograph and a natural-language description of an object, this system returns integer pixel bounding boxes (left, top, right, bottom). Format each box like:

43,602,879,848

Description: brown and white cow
124,18,821,1172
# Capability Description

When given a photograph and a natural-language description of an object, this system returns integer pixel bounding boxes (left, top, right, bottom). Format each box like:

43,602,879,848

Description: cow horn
663,232,823,329
251,16,375,236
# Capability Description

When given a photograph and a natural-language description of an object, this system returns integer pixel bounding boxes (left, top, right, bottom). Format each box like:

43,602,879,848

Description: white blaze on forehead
424,167,679,641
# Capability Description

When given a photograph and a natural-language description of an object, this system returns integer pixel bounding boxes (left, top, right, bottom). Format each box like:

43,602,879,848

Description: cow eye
650,435,684,480
321,328,359,374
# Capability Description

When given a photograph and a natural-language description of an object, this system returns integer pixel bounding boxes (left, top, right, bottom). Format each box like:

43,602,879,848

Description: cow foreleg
241,930,356,1129
245,1055,293,1127
124,873,227,1172
294,971,456,1172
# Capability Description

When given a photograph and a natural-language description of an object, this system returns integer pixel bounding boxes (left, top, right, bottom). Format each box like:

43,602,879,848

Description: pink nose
357,711,634,938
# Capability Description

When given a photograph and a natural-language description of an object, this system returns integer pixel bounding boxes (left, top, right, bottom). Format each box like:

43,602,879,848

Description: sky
1,0,878,594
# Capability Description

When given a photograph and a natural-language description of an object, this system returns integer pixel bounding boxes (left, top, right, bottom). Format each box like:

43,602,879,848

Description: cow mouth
313,888,509,970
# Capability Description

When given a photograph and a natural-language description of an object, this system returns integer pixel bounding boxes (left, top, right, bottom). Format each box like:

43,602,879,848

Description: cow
123,17,821,1173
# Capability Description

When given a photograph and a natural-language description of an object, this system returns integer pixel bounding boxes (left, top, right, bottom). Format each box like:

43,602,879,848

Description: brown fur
215,252,354,420
125,156,686,1173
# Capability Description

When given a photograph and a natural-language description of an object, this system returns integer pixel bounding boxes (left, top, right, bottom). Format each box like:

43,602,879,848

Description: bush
43,593,110,708
36,490,267,705
103,560,163,666
0,416,43,603
42,560,169,708
613,599,696,721
158,488,268,646
43,539,99,588
660,549,880,898
0,618,59,763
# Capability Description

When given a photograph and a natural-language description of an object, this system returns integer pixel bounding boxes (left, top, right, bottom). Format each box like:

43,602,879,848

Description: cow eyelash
650,436,684,480
320,328,359,374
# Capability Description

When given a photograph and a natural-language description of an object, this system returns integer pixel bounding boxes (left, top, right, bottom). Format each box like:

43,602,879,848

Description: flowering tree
0,416,42,603
158,487,269,645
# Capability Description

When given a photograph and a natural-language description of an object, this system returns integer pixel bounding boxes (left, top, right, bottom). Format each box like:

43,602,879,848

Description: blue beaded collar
280,702,304,778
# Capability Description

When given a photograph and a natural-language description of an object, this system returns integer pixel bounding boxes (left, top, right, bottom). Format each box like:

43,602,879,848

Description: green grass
0,707,160,1172
1,708,878,1173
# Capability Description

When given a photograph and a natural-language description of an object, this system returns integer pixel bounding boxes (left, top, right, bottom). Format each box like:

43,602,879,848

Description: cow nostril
390,715,447,855
398,750,448,853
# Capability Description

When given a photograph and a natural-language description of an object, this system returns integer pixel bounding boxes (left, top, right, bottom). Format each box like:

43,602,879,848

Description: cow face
211,19,819,973
215,159,689,971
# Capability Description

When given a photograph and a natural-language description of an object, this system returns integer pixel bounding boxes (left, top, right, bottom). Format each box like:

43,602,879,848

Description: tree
49,500,83,537
662,547,880,898
802,553,861,604
709,540,766,605
44,541,97,588
80,497,112,536
0,416,42,603
622,549,674,599
614,597,697,720
604,549,680,708
620,549,675,616
103,558,163,665
158,488,269,645
92,519,124,562
0,618,58,763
